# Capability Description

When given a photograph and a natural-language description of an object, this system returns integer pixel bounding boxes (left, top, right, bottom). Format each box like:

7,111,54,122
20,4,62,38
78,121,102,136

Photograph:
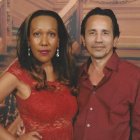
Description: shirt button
86,123,91,128
89,107,93,111
93,91,96,94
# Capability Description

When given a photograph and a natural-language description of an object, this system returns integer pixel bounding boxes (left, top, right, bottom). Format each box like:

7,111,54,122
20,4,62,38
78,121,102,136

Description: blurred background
0,0,140,74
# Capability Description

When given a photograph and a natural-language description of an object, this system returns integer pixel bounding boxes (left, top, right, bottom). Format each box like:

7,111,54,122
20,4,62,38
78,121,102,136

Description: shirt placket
82,69,112,140
83,88,97,140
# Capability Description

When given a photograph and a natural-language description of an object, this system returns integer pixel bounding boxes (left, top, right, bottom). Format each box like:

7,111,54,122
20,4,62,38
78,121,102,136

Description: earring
28,47,30,56
56,48,59,57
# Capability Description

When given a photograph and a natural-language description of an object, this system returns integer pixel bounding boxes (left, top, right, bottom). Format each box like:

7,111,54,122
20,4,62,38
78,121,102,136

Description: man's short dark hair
81,7,120,38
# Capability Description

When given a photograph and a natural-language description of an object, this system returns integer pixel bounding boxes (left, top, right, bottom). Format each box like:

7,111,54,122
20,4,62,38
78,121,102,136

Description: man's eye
89,32,96,35
103,31,109,35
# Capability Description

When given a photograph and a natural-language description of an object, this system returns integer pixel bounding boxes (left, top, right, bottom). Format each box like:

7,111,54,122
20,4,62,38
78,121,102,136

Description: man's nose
95,33,103,42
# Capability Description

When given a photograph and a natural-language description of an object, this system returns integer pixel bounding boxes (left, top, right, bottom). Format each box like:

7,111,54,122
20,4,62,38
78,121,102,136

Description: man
74,7,140,140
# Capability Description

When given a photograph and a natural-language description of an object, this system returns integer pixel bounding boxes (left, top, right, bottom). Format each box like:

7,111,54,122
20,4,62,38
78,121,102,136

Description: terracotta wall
0,0,139,72
81,0,140,66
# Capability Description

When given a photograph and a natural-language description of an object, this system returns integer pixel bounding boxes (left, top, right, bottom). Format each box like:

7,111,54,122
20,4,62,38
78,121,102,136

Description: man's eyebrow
87,29,96,32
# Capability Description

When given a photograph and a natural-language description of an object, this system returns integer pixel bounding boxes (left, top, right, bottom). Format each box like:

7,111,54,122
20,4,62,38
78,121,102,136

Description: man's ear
113,37,119,47
81,35,86,47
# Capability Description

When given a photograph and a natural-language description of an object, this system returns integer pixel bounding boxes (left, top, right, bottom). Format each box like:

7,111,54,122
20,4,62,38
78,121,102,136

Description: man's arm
132,79,140,140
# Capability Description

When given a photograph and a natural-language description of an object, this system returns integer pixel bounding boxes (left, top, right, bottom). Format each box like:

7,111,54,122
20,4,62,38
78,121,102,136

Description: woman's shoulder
6,59,22,73
5,59,28,80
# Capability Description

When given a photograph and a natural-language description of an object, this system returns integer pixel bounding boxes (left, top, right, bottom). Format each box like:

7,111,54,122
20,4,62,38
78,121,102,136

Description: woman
0,10,77,140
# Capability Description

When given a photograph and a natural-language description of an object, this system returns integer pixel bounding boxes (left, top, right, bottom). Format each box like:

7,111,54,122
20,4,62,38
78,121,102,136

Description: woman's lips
39,50,50,55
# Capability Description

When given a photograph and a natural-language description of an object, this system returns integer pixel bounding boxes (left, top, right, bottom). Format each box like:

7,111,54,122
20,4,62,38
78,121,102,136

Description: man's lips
92,46,105,49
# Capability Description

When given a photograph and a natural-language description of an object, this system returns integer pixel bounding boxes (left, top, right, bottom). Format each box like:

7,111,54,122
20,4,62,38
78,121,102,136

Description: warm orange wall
0,0,139,70
81,1,140,66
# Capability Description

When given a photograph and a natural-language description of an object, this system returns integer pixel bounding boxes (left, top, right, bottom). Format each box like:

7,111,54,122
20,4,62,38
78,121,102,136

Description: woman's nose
41,35,48,46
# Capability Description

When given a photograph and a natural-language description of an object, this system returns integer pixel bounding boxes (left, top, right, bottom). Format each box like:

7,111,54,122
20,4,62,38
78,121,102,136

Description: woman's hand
17,131,42,140
6,115,23,136
16,119,25,136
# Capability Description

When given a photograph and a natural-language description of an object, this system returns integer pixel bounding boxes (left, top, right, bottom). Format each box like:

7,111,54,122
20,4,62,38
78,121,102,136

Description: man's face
82,15,118,60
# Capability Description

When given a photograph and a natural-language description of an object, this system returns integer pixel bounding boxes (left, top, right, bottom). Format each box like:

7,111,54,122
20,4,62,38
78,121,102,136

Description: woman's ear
57,39,59,48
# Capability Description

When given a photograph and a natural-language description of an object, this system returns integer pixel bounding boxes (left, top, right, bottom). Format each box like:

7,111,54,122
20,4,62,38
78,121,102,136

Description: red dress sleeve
6,59,24,81
6,59,33,86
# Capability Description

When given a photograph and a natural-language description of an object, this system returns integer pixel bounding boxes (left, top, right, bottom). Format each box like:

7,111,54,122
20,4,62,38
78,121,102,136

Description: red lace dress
7,60,77,140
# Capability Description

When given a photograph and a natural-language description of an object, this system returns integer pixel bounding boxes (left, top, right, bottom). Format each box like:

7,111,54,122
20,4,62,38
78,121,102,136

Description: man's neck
90,51,113,71
88,52,113,85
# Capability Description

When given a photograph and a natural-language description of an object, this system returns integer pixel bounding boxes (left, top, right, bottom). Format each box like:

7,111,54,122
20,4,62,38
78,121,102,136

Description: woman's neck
42,63,57,82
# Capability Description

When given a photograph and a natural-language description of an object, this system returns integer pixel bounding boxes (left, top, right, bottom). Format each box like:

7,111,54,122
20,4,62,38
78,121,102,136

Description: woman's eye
49,32,56,37
33,32,41,37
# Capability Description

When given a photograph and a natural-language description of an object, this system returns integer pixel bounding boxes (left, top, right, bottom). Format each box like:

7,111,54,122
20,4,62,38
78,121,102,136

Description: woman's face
28,15,59,65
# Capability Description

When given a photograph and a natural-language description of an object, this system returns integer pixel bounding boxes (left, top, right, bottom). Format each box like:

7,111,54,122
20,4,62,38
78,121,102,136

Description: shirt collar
105,52,120,71
79,58,90,78
80,52,120,77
